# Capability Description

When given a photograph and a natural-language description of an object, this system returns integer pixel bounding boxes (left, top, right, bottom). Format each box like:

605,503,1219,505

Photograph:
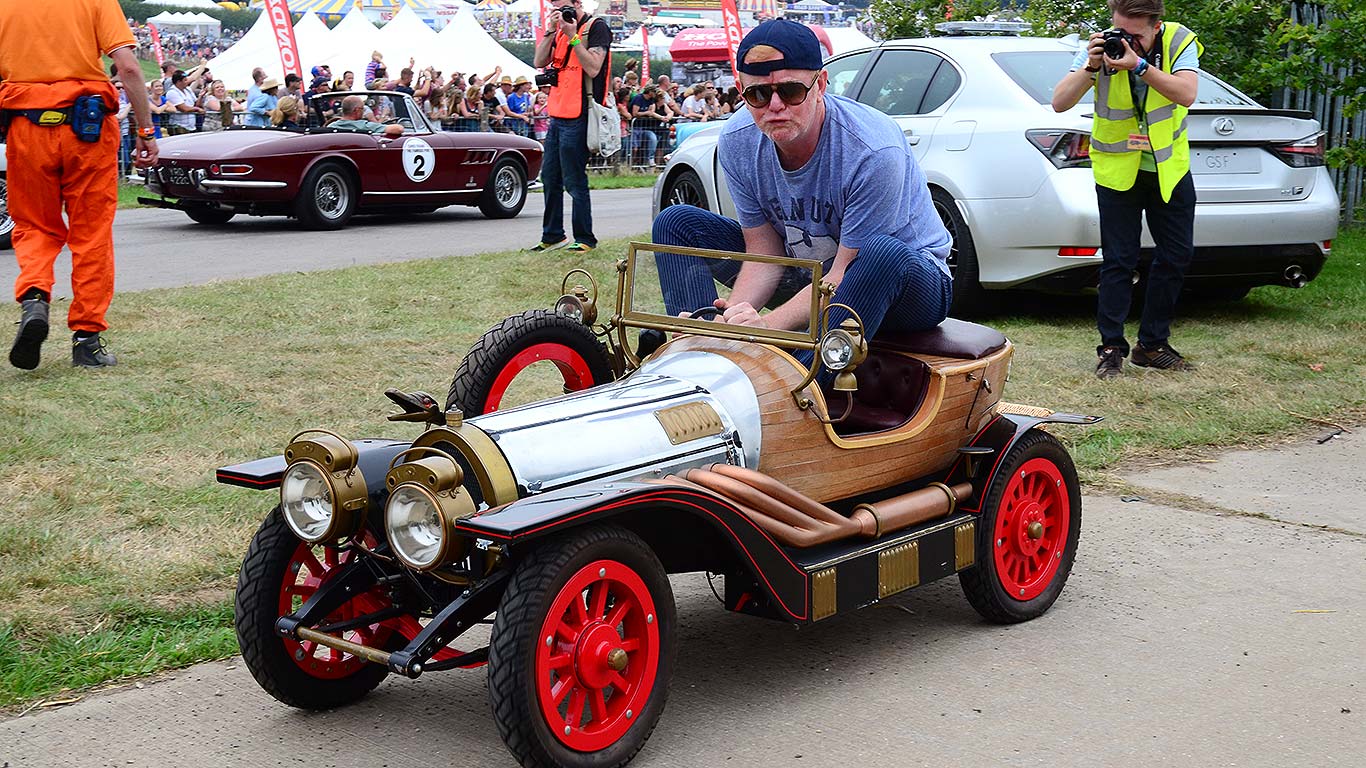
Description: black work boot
1131,342,1195,372
72,333,117,368
9,296,50,370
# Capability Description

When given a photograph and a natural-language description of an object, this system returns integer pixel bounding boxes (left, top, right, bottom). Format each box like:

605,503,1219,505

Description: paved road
0,187,655,296
2,431,1361,768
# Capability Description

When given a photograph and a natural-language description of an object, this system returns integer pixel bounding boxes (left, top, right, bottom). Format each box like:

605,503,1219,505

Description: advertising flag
720,0,743,84
262,0,303,79
147,23,165,67
536,0,554,46
641,25,650,82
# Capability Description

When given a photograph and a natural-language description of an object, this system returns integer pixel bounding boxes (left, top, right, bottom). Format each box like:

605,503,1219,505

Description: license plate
1192,148,1260,175
167,167,192,185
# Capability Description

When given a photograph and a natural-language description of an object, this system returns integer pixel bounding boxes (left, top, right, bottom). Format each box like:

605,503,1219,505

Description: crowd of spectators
109,35,753,175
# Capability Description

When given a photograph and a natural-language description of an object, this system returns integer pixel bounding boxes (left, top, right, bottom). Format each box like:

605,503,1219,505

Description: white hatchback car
652,33,1340,311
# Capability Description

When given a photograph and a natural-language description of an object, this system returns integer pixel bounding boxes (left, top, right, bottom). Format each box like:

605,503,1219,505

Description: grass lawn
1,228,1361,709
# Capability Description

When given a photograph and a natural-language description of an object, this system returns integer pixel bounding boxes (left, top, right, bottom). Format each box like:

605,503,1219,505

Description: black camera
1102,29,1135,60
560,6,577,23
536,69,559,88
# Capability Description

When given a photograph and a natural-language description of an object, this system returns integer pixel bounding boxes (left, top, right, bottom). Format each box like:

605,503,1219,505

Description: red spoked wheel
237,510,397,709
489,526,677,768
534,560,661,751
992,457,1070,601
278,540,395,680
960,429,1082,623
446,310,615,416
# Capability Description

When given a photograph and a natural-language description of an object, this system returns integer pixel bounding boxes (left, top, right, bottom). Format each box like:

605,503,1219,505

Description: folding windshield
306,92,432,133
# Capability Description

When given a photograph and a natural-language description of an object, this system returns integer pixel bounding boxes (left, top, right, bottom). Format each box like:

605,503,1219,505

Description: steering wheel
687,306,722,321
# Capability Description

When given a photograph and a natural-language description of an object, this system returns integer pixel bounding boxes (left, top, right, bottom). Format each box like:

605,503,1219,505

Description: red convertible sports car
139,91,542,230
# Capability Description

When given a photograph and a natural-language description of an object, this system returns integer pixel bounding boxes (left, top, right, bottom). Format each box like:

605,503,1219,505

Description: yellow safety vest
1091,22,1203,202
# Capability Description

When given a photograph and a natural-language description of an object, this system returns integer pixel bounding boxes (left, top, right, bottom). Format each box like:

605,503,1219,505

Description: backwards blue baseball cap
736,19,824,76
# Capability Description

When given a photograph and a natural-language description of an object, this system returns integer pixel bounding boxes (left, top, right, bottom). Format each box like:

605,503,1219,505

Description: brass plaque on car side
955,522,976,570
812,568,837,621
654,402,724,445
878,541,920,598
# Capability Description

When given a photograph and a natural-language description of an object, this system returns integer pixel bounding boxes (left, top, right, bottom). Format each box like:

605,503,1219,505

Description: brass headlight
384,449,477,571
280,430,369,543
819,318,868,373
554,270,598,326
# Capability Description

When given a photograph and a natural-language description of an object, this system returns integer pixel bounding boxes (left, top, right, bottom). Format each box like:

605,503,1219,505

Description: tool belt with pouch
4,95,108,142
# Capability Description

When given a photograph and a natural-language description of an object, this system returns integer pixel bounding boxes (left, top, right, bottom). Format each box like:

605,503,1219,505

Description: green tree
869,0,1025,40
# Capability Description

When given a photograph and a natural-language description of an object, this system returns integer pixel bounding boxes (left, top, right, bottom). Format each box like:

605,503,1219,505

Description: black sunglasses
740,72,821,109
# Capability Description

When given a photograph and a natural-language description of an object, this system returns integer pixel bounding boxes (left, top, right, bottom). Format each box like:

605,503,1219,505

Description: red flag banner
147,23,165,67
536,0,553,46
720,0,744,85
641,25,650,83
263,0,302,79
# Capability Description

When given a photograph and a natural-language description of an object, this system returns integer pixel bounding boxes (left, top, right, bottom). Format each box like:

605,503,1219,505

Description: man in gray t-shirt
652,19,952,339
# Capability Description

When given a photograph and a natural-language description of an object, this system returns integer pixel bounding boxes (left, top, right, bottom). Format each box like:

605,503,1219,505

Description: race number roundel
402,138,436,183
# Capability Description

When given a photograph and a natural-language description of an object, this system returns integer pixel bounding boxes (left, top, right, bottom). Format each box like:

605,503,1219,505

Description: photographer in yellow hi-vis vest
529,0,611,254
1052,0,1203,379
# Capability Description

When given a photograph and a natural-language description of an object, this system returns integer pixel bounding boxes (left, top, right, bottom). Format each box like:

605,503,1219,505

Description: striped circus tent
473,0,507,9
359,0,436,13
286,0,357,15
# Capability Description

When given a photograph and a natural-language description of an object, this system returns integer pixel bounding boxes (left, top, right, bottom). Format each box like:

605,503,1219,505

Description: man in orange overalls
1,0,158,369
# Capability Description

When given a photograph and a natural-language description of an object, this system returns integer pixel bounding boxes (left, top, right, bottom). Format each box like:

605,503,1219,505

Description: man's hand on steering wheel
716,299,768,328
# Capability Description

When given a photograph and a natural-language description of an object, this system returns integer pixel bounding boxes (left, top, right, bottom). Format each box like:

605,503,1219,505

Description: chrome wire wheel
663,169,707,210
314,171,349,220
495,165,524,210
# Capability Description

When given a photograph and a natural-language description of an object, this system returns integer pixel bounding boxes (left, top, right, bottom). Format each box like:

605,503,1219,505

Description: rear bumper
965,166,1338,292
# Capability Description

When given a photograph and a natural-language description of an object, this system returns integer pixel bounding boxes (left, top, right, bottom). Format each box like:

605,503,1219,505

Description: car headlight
554,272,598,325
554,294,586,323
280,431,369,543
384,450,476,571
820,330,856,372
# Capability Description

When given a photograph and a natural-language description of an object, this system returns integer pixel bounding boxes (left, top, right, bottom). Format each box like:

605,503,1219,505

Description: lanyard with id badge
1127,45,1160,153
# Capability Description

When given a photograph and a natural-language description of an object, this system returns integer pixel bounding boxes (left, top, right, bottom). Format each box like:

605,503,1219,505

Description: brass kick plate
878,541,920,598
812,568,837,621
955,522,976,570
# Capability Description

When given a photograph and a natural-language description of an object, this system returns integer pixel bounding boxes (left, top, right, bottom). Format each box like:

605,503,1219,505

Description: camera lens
560,6,576,21
1104,38,1126,59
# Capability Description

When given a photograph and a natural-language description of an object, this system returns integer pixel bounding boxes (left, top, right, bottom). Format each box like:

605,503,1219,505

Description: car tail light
217,164,254,176
1267,132,1325,168
1323,240,1332,251
1026,130,1091,169
1058,247,1099,257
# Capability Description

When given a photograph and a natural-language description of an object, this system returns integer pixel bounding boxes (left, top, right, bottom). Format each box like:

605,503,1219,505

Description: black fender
216,438,410,498
944,411,1101,514
454,481,813,623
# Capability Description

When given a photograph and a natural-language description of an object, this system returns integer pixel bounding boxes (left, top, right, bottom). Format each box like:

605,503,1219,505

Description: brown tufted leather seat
824,319,1006,435
872,318,1008,360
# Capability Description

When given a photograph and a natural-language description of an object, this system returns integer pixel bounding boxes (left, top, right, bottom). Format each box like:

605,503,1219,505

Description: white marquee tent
423,4,536,82
315,6,382,82
145,0,222,8
147,11,223,37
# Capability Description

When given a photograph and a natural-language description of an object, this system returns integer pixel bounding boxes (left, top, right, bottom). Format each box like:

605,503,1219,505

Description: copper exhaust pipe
678,465,972,548
849,482,973,539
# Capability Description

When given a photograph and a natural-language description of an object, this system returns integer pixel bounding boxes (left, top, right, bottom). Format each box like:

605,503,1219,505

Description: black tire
234,508,391,710
294,161,357,230
488,525,677,768
0,174,12,251
958,429,1082,624
479,156,528,219
661,168,709,211
446,309,615,415
931,187,988,316
185,206,235,226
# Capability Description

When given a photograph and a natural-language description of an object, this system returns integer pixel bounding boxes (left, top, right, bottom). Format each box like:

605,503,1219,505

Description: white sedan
653,31,1340,311
0,143,10,250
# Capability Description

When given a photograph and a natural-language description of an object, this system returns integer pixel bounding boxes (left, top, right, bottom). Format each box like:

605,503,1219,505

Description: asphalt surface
0,187,655,296
2,430,1361,768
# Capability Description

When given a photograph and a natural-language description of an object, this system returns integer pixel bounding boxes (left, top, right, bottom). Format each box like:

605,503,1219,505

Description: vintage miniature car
138,91,541,230
219,244,1098,768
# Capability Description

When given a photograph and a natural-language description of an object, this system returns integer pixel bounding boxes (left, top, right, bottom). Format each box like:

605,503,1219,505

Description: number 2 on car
402,138,436,182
